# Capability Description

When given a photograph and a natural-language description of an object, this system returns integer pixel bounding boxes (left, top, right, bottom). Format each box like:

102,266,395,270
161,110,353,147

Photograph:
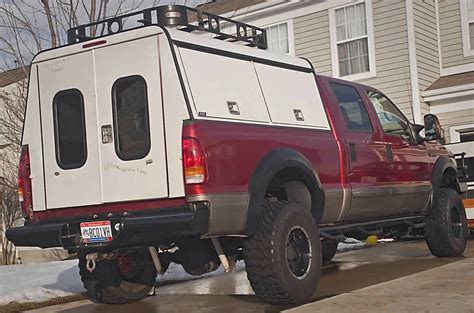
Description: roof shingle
196,0,266,15
0,67,29,88
426,71,474,91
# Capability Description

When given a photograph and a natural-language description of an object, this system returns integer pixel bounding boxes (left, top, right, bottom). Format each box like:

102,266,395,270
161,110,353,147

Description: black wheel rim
451,206,463,239
286,226,312,280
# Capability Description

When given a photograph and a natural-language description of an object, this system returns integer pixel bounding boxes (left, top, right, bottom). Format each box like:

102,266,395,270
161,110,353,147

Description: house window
329,0,375,80
449,124,474,143
461,0,474,56
460,130,474,142
263,21,293,55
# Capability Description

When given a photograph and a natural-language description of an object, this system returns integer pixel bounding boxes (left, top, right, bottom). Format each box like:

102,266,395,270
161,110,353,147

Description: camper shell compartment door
38,52,102,209
94,36,168,203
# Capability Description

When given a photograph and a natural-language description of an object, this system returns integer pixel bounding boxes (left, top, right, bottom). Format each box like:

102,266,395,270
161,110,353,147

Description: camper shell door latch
101,125,113,144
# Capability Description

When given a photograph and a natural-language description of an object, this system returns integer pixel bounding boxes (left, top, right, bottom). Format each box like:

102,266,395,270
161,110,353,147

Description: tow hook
85,253,98,273
85,251,118,273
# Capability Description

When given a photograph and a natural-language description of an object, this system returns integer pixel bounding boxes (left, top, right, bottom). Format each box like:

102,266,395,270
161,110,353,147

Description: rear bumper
6,205,209,250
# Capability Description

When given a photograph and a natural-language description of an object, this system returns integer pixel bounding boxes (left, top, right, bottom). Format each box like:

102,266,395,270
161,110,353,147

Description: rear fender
244,148,324,235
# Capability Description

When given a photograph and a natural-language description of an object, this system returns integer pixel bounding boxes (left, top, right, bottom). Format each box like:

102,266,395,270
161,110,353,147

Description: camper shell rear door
37,33,168,209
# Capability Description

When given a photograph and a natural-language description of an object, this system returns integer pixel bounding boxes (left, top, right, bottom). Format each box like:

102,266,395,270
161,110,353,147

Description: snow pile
0,258,245,305
0,259,83,305
337,238,367,252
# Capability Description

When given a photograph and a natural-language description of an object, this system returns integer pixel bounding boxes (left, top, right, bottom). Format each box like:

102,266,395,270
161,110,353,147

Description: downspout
406,0,423,124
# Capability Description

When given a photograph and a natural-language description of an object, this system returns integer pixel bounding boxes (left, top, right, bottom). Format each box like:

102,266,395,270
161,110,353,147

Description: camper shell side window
53,88,87,169
112,75,151,161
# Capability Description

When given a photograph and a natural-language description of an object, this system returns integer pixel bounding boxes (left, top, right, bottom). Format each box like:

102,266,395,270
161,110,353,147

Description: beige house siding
358,1,414,120
439,1,474,68
414,0,439,116
436,107,474,142
294,10,332,76
293,2,415,119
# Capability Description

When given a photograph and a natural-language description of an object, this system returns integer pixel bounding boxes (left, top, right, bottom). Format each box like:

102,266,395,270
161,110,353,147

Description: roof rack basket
67,5,268,50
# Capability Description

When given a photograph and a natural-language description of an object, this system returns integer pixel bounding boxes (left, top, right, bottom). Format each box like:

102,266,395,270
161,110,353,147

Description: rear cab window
112,75,151,161
53,89,87,169
330,83,373,132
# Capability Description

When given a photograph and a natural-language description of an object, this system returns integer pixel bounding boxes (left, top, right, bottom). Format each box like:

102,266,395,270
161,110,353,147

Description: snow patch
0,260,83,305
0,258,245,305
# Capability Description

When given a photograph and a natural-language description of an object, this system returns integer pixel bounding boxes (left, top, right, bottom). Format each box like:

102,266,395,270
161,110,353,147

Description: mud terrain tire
321,240,338,263
79,248,156,304
425,188,468,257
244,201,321,305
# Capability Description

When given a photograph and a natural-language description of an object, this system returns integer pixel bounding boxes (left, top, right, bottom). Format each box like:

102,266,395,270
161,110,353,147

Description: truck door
94,36,168,203
38,52,102,209
329,82,390,220
366,91,431,215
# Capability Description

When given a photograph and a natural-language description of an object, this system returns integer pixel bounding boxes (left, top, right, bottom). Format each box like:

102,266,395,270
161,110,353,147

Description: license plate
80,221,113,243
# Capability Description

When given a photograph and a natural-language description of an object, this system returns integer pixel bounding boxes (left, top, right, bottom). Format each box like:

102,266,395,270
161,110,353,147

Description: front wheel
79,248,157,304
244,201,321,305
424,188,468,257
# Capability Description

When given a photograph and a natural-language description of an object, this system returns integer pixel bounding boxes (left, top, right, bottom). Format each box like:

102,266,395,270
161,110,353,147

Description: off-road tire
78,248,157,304
244,201,321,305
425,188,468,257
321,240,338,263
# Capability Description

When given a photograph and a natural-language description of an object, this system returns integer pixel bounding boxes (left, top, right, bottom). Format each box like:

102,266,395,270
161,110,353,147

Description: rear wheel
79,248,157,304
244,201,321,305
424,188,468,257
321,240,338,263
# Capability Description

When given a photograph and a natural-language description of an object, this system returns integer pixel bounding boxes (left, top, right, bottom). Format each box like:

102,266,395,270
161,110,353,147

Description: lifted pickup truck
7,5,469,305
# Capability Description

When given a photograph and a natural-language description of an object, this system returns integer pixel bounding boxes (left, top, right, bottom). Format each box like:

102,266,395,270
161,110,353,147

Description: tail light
182,137,206,184
18,145,33,218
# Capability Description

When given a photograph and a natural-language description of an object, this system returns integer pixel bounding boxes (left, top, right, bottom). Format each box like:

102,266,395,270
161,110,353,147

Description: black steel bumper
6,206,209,250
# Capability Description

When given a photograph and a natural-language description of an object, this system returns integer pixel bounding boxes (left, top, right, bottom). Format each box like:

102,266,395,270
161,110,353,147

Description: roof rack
67,5,268,50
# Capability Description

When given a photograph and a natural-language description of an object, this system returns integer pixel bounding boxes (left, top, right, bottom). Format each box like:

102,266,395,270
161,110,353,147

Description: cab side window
330,83,373,132
367,91,412,141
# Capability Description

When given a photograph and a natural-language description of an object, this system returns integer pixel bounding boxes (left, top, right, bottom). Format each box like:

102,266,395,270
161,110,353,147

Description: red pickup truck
7,5,468,305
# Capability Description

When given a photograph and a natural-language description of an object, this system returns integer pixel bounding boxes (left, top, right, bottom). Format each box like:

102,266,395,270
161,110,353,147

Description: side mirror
424,114,442,141
409,123,425,144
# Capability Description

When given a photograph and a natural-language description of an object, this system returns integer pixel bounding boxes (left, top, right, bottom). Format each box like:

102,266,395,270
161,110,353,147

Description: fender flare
431,155,460,192
244,148,324,235
425,155,461,214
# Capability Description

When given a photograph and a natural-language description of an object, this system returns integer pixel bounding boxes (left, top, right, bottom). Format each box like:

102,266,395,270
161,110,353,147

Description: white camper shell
23,25,329,213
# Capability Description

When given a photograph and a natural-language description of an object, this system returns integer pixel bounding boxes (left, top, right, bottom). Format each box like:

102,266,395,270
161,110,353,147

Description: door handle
385,145,394,163
348,143,357,162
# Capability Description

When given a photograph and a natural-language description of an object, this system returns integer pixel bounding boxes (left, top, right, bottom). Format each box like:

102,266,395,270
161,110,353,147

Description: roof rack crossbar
66,5,268,50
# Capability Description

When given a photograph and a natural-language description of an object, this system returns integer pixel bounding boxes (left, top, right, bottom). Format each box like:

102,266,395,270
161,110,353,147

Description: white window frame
450,123,474,143
328,0,376,81
460,0,474,57
262,20,295,56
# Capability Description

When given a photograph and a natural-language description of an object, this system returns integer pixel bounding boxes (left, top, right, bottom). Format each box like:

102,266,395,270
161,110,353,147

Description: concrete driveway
26,239,474,313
